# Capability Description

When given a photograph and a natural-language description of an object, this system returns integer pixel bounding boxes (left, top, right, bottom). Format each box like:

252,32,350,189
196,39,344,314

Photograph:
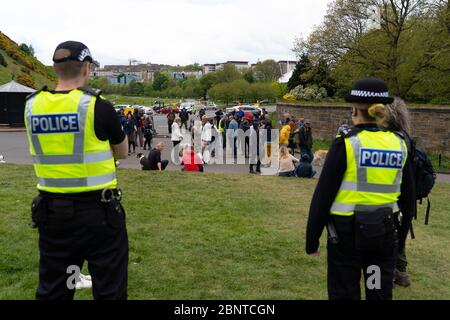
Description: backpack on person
144,125,154,139
411,141,436,226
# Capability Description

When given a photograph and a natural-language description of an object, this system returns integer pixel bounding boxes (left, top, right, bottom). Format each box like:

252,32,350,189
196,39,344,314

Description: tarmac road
1,112,449,182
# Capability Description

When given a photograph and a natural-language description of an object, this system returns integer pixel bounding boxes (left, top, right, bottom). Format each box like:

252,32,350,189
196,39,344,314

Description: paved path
1,114,449,183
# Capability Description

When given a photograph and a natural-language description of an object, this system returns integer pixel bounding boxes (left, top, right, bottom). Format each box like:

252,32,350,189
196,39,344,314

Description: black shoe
394,269,411,287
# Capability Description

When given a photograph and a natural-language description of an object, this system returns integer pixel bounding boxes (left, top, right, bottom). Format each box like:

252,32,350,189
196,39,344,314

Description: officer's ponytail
368,104,385,120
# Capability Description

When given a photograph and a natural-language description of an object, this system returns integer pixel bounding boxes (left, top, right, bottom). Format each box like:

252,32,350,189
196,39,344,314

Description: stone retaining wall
277,103,450,155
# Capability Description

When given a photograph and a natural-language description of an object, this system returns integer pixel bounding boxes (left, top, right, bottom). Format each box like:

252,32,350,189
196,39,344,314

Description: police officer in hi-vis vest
305,78,415,300
25,41,129,299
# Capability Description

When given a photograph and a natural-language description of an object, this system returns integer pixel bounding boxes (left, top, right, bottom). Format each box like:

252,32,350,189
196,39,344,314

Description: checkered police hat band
350,90,389,98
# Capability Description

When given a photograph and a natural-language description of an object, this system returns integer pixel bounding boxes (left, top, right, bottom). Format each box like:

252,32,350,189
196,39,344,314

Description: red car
160,106,179,114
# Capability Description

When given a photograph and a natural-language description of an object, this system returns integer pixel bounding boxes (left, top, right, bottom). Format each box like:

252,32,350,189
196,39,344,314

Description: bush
0,52,7,67
16,73,36,89
21,67,31,75
289,84,328,102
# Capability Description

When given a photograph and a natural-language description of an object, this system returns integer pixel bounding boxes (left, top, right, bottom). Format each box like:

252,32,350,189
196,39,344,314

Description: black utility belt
39,188,122,203
329,208,398,250
31,188,124,228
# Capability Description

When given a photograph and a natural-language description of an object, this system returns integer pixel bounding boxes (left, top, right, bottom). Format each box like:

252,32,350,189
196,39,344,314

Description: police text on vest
359,148,403,169
31,113,80,134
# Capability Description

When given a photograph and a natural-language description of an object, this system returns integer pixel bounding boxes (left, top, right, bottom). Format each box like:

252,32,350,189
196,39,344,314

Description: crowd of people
116,104,321,178
277,113,316,178
117,106,156,155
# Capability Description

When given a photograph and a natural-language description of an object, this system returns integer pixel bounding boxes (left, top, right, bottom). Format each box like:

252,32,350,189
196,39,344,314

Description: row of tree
290,0,450,104
89,60,288,103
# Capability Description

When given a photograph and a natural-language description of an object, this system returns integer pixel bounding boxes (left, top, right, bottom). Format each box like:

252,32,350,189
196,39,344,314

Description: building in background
202,64,216,74
172,71,203,80
91,62,171,84
277,60,297,75
215,61,249,71
277,60,297,84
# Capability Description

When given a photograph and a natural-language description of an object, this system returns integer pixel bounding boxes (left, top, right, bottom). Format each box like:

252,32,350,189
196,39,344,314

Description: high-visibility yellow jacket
279,125,291,145
218,118,225,133
330,129,407,216
24,88,117,193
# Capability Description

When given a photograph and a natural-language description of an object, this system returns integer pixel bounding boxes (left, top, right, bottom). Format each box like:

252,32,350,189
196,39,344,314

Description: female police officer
305,78,415,300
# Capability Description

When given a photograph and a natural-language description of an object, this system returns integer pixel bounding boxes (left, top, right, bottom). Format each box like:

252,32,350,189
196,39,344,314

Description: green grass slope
0,31,55,89
0,164,449,299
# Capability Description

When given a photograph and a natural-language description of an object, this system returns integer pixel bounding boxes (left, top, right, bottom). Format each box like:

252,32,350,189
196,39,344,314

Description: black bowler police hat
52,41,94,63
345,77,394,104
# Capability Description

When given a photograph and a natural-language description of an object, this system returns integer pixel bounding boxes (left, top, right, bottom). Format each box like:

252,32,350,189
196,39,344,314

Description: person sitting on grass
295,154,316,178
139,142,169,171
278,146,299,177
181,145,204,172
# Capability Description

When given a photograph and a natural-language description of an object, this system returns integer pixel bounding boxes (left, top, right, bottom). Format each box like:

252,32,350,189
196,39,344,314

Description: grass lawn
0,164,449,300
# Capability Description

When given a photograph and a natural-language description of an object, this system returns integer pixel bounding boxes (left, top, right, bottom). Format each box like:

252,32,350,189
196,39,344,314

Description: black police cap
52,41,94,63
345,77,394,104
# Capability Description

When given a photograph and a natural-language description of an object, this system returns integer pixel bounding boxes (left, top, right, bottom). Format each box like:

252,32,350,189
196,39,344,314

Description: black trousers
35,197,128,300
143,138,152,150
249,161,261,173
327,216,397,300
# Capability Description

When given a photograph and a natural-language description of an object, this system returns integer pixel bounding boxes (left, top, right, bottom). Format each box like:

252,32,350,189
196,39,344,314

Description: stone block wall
277,103,450,155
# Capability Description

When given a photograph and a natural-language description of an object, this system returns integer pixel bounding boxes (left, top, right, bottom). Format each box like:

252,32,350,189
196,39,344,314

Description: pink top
278,154,299,173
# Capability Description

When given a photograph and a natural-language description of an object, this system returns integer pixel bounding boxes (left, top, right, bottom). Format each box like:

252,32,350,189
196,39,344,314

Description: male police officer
25,41,129,299
305,78,415,300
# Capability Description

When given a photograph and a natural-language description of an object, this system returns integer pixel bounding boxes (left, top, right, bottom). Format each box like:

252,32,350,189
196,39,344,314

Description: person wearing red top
181,146,204,172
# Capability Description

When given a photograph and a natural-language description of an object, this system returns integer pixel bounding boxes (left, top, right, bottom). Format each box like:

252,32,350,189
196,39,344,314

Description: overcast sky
2,0,331,67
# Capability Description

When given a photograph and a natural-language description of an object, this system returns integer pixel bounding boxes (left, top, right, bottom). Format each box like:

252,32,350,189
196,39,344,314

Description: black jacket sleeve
305,137,347,254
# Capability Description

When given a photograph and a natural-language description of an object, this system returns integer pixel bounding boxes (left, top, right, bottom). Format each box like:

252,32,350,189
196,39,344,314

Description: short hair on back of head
53,49,86,80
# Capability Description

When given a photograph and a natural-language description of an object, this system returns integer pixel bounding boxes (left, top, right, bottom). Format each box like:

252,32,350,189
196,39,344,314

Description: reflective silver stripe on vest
31,150,113,165
38,172,116,188
72,94,91,155
394,135,407,185
330,201,400,213
339,181,401,193
349,135,367,184
25,97,43,155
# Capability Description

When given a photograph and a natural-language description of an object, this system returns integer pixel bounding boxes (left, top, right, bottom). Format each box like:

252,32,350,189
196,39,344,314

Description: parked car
139,106,154,116
114,104,135,115
204,103,217,111
226,105,262,117
179,102,195,114
160,106,179,114
193,102,217,115
241,105,262,117
153,105,164,113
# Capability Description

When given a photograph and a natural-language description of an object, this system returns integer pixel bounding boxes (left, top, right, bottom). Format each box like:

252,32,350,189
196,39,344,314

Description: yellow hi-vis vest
330,129,407,216
218,118,225,133
24,89,117,193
